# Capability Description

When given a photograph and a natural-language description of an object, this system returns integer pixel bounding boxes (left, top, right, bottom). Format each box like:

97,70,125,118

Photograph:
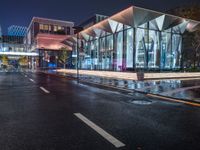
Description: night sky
0,0,199,34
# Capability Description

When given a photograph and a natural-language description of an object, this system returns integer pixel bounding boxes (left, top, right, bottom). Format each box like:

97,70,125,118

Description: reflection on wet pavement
47,70,200,102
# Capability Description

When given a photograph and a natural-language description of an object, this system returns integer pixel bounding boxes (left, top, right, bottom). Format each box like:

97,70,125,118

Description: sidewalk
41,69,200,105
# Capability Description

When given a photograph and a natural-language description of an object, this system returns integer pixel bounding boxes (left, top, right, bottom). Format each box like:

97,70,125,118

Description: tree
2,55,8,65
18,56,28,66
192,31,200,68
169,4,200,69
58,47,69,69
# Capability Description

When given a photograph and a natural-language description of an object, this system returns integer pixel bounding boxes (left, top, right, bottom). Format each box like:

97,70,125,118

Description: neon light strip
0,52,39,56
57,69,200,81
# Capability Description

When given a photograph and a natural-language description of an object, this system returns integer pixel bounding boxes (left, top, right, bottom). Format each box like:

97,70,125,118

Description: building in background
0,25,2,51
1,35,25,56
65,5,200,72
24,17,74,68
79,14,108,29
0,34,38,68
8,25,27,36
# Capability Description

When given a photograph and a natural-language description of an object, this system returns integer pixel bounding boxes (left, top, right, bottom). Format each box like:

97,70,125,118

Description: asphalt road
0,71,200,150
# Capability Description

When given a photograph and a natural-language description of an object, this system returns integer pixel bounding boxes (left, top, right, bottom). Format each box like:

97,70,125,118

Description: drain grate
130,99,153,105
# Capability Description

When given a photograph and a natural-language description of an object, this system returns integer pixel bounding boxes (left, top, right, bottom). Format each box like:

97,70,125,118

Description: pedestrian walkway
43,69,200,103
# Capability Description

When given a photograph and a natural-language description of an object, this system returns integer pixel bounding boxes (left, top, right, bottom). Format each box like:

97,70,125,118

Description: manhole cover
130,100,153,105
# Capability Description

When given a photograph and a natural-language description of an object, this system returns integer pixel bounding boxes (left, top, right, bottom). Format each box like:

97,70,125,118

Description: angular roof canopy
66,5,200,43
109,6,162,28
186,21,200,32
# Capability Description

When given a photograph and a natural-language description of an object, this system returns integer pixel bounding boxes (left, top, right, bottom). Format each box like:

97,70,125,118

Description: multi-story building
8,25,27,36
24,17,74,68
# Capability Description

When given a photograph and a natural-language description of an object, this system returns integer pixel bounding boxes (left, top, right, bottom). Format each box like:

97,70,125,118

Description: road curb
147,94,200,107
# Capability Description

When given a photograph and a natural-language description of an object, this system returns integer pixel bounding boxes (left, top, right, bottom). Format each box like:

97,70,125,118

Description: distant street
0,71,200,150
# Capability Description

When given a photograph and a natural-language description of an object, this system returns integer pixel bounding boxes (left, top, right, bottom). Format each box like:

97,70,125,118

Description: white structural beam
186,21,200,32
93,28,106,37
94,19,113,33
80,32,91,41
82,28,96,37
161,15,183,31
172,20,189,34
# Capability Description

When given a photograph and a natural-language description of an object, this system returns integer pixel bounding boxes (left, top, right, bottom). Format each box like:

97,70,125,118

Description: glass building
66,6,200,71
8,25,27,36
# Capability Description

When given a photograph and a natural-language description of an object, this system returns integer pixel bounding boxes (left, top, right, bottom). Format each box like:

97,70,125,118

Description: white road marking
25,75,28,78
40,87,50,94
29,78,35,83
74,113,125,148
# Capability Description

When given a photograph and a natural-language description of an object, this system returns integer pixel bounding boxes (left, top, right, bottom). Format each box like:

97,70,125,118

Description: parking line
40,87,50,94
74,113,125,148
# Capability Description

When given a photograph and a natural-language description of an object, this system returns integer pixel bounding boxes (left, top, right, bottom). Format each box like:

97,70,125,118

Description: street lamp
73,26,83,83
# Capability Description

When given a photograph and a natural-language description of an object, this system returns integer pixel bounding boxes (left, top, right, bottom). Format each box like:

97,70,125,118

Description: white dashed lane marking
40,87,50,94
74,113,125,148
29,78,35,83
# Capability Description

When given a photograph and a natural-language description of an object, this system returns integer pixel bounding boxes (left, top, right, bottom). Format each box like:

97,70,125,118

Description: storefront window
125,28,134,69
172,34,182,68
116,31,123,71
161,31,172,69
106,35,113,70
149,30,160,69
135,28,148,69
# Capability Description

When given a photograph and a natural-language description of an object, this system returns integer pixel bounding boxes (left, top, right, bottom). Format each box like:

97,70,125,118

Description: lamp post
73,26,83,83
77,33,79,83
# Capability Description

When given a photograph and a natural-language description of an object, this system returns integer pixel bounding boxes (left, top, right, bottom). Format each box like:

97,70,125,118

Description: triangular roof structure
110,6,162,28
66,5,200,44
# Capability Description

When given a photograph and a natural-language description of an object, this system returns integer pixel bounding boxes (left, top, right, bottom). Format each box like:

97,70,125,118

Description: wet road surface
0,71,200,150
46,70,200,102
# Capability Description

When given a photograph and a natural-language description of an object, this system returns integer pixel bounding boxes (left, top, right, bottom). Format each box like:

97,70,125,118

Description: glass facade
74,22,183,71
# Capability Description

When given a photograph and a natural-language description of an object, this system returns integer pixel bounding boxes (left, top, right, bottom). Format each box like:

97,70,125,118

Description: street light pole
77,32,79,83
73,26,83,84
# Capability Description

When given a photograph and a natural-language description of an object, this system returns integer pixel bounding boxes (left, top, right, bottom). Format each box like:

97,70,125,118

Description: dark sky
0,0,199,34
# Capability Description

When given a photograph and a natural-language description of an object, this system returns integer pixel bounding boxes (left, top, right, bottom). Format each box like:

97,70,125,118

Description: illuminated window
39,24,44,30
54,26,58,32
44,25,49,31
58,26,62,30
